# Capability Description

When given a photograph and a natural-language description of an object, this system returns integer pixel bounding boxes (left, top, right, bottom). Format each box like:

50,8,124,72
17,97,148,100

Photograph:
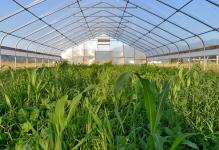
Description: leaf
82,84,96,93
164,127,174,136
114,72,133,95
4,94,12,109
114,105,125,133
67,84,95,123
178,68,184,81
169,133,194,150
18,108,28,122
155,80,171,129
146,135,154,150
153,133,164,150
53,95,68,132
21,121,33,133
0,80,3,87
72,133,92,150
104,109,114,145
30,108,40,121
136,75,157,134
183,140,199,149
187,77,191,87
66,94,82,123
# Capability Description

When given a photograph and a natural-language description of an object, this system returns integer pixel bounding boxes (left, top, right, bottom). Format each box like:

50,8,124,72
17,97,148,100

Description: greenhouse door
95,36,112,63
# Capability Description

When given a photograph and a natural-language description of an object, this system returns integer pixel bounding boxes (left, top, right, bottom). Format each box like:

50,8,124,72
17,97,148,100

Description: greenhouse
0,0,219,149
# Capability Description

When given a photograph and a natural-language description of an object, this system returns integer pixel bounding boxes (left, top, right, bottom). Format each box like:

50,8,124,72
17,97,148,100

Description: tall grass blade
114,72,133,95
135,74,157,134
169,133,194,150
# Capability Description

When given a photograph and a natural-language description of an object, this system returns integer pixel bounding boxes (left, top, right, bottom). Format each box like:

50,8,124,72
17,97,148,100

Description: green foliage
57,60,69,68
115,72,194,150
0,64,218,149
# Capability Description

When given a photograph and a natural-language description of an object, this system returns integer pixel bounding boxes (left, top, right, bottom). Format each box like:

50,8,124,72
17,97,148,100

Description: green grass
0,64,218,149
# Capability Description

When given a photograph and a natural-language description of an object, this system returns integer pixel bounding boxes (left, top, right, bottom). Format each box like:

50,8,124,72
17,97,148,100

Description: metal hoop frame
0,0,219,70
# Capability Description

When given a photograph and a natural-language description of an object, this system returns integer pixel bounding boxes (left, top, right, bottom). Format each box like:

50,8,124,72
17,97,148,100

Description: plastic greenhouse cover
0,0,219,60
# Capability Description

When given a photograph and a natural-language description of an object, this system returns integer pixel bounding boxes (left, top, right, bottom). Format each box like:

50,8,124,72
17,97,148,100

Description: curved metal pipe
35,45,44,66
26,42,33,67
197,36,206,71
15,38,27,68
0,0,47,23
183,40,191,69
169,43,180,65
0,34,10,68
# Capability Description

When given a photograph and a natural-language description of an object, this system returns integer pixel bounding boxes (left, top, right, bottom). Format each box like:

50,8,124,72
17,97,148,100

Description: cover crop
0,64,218,149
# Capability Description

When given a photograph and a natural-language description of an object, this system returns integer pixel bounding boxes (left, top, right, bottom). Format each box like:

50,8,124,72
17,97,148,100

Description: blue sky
0,0,219,54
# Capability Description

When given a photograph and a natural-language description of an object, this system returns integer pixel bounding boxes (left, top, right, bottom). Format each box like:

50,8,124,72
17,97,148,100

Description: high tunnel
1,0,219,70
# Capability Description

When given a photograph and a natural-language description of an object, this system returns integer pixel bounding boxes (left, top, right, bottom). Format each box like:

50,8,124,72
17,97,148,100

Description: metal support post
217,56,219,65
42,54,44,66
35,49,37,67
123,42,125,64
134,47,135,64
26,51,28,67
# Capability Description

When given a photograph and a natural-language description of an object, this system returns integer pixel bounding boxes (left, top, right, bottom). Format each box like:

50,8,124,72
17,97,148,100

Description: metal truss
1,0,219,69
